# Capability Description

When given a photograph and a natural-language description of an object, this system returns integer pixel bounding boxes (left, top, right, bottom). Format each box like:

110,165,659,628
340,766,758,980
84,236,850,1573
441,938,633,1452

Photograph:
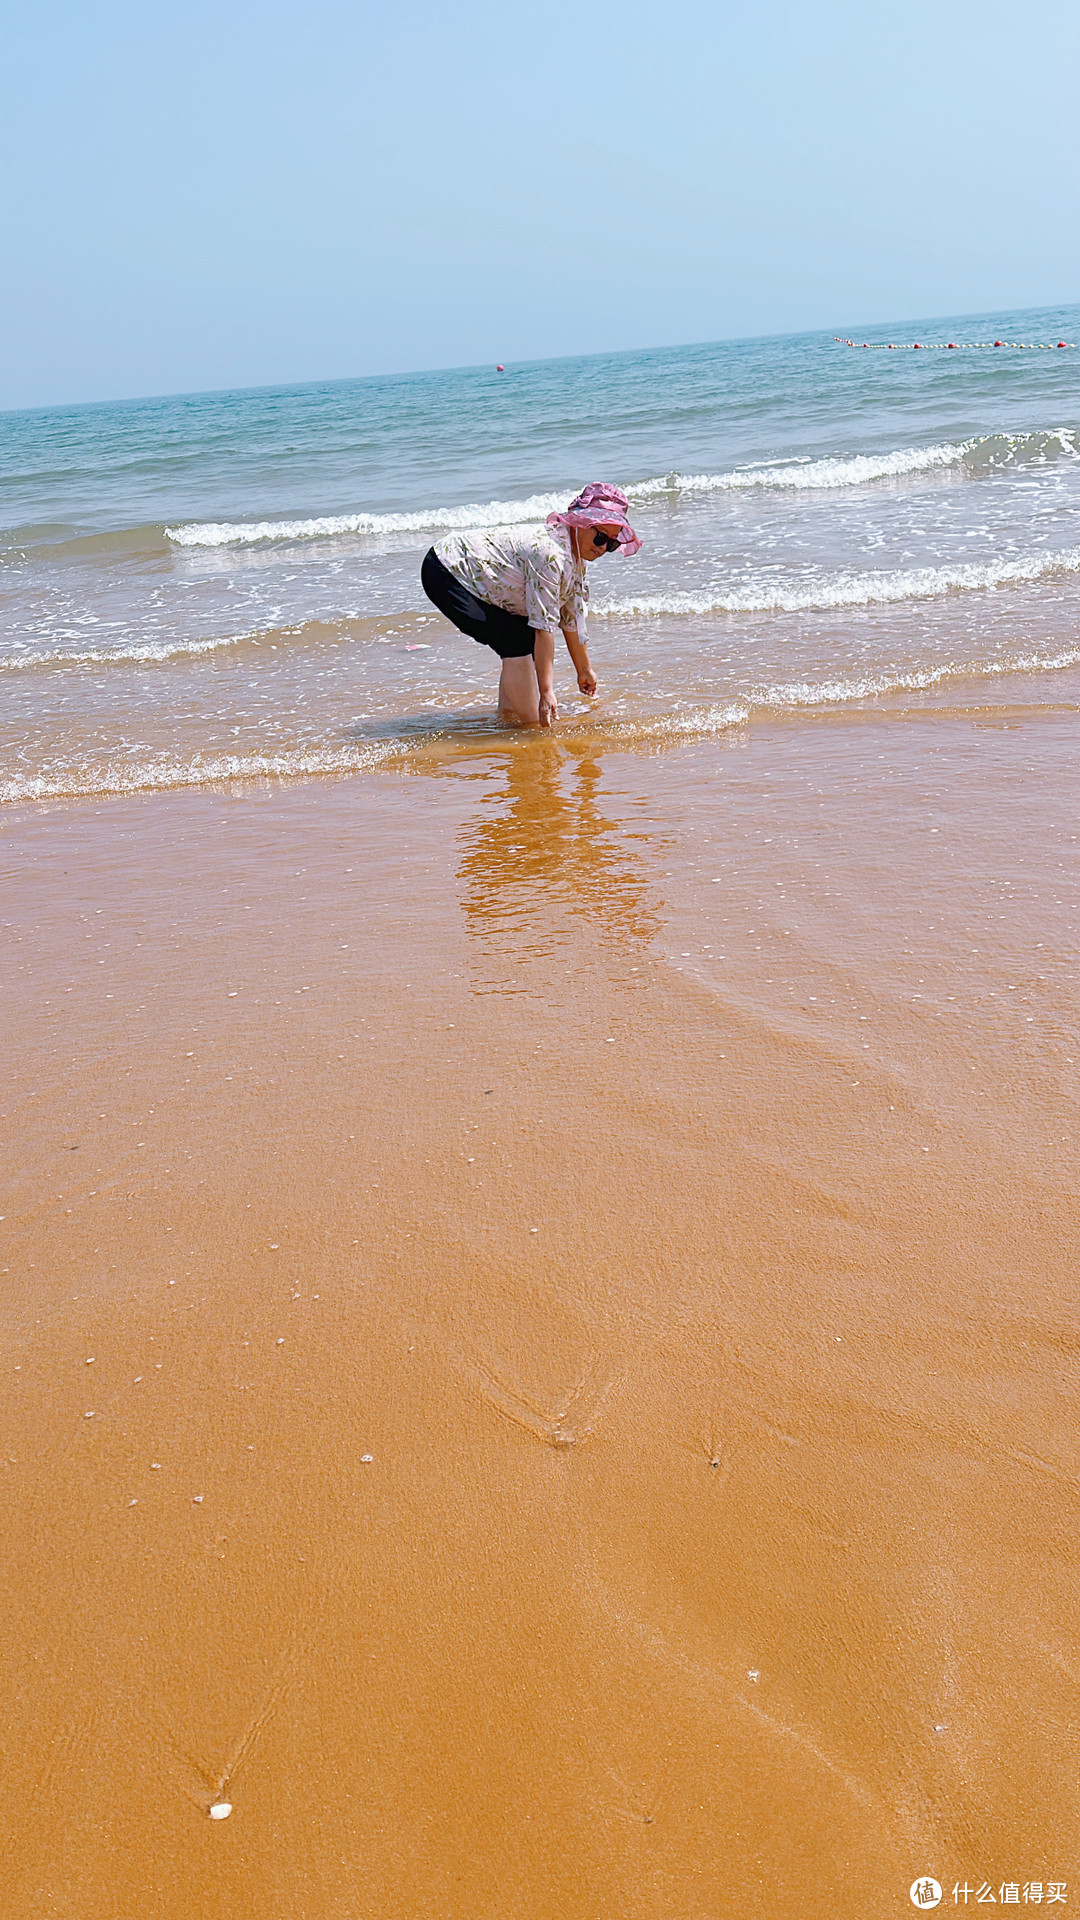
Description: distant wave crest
631,444,962,496
163,429,1080,550
165,492,573,549
632,428,1079,498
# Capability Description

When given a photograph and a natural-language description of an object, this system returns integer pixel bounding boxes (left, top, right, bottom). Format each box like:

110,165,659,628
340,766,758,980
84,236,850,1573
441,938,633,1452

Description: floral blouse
434,522,588,637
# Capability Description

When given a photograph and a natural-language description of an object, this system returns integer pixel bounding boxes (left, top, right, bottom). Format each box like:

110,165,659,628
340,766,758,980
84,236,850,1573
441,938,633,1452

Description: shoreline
5,650,1080,812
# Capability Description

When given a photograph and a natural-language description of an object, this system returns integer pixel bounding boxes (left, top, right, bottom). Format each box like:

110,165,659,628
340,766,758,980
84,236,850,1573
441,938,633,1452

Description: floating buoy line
836,336,1074,351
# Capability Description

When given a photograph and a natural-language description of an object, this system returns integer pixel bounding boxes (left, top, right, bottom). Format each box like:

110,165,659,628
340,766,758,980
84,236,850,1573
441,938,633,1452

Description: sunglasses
590,528,621,553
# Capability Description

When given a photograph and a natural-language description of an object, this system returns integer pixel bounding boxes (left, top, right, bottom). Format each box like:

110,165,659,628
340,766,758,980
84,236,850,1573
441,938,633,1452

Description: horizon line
3,297,1078,421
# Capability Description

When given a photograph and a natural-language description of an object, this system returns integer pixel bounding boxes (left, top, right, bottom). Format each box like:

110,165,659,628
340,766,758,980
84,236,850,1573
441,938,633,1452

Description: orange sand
2,706,1078,1917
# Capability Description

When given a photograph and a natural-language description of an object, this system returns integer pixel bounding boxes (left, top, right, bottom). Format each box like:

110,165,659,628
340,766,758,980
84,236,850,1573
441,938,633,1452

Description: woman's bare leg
497,655,541,726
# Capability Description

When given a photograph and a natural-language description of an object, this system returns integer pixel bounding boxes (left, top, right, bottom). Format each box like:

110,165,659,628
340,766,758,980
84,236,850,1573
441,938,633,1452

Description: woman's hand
562,626,596,698
533,630,558,727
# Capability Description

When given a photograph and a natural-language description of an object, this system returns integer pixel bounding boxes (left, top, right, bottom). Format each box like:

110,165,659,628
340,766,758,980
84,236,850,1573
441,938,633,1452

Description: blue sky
3,0,1078,407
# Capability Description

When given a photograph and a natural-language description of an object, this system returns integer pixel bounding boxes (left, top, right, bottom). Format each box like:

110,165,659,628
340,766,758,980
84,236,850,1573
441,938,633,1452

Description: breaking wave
162,429,1080,550
0,740,402,806
0,613,434,673
595,545,1080,617
631,444,963,496
745,643,1080,708
0,634,245,672
633,428,1080,498
165,491,574,549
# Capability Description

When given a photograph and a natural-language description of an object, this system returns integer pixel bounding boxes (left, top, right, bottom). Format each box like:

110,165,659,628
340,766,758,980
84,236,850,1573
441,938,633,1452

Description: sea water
2,302,1079,803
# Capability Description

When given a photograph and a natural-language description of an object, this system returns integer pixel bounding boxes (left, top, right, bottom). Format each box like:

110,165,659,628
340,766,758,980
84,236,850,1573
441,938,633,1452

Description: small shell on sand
209,1801,232,1820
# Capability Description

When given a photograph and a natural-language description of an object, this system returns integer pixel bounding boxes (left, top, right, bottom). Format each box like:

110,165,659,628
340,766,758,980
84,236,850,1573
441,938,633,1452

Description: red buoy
1059,341,1068,348
947,342,957,349
913,342,921,349
994,341,1002,347
496,364,505,371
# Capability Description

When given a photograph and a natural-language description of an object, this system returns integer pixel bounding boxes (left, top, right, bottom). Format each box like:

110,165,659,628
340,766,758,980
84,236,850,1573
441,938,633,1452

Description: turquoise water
2,302,1079,801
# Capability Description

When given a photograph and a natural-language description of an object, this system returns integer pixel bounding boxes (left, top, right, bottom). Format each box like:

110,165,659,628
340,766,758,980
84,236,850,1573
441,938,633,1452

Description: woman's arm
561,626,597,696
534,628,558,728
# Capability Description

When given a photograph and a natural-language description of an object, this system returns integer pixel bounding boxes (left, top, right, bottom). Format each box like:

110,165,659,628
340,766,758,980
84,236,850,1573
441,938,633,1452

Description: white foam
595,545,1080,617
748,645,1080,710
162,429,1080,551
165,455,959,549
648,701,752,738
628,443,966,496
166,492,571,549
7,641,1080,805
0,741,401,806
639,428,1079,496
589,644,1080,748
0,635,243,673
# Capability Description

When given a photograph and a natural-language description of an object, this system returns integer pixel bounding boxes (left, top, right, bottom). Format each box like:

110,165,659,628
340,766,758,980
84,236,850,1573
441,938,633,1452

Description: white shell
209,1802,232,1820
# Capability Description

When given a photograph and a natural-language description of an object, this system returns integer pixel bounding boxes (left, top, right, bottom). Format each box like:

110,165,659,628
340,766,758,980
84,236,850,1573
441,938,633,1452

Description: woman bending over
420,482,641,728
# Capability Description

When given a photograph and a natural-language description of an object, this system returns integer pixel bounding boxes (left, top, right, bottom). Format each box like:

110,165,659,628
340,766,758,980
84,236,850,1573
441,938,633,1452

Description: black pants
420,548,535,660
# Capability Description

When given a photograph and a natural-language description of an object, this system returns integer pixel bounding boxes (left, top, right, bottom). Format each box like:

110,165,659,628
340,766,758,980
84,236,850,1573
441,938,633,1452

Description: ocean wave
0,612,439,674
634,429,1079,499
594,544,1080,617
161,429,1080,551
609,702,752,742
746,644,1080,710
0,634,245,672
7,644,1080,803
0,521,175,564
165,491,574,549
629,444,965,496
960,427,1080,471
0,741,403,806
570,645,1080,748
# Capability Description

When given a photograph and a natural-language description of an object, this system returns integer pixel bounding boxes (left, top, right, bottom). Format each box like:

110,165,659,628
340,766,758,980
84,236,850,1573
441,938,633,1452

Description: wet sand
2,703,1078,1917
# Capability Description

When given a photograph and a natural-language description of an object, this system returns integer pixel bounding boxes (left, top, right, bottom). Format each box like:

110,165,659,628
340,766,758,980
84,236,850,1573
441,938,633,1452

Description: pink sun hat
547,481,641,556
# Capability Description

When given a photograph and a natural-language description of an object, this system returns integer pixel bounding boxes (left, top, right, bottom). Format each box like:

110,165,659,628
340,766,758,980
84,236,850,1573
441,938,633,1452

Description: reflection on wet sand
453,743,660,986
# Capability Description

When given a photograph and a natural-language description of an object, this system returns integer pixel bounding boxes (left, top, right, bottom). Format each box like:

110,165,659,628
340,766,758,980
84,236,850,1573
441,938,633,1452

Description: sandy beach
3,698,1077,1916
